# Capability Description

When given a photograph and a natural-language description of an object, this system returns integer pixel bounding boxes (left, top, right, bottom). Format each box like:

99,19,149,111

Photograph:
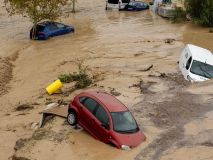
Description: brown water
0,0,213,159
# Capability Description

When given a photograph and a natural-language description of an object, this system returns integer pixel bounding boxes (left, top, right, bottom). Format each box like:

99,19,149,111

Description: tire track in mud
133,73,212,160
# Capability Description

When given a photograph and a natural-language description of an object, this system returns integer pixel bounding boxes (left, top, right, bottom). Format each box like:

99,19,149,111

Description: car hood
113,130,146,148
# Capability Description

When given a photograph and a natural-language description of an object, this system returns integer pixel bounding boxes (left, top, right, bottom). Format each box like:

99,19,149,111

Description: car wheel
67,111,77,126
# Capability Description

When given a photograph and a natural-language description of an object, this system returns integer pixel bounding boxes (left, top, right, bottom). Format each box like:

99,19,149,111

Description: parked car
67,91,146,149
179,44,213,82
30,21,74,40
106,0,130,10
120,1,149,11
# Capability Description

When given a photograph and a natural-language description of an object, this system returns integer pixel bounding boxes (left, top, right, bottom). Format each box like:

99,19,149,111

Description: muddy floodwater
0,0,213,160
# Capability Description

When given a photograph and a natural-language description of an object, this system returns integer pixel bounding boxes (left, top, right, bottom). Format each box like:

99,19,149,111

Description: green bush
186,0,213,27
58,64,93,89
172,7,187,23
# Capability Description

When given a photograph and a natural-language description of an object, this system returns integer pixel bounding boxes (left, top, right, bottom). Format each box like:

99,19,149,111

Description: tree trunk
72,0,75,13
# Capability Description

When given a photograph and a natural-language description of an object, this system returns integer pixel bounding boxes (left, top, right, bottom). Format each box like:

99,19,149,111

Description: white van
179,44,213,82
106,0,130,10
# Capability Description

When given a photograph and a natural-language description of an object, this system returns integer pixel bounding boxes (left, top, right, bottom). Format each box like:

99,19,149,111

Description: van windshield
190,60,213,79
110,111,139,134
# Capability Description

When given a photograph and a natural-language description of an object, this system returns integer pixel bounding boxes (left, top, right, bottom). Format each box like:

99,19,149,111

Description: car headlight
121,145,131,151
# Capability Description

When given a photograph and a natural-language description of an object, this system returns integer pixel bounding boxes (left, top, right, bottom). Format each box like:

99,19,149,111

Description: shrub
172,7,187,23
58,64,93,89
185,0,213,27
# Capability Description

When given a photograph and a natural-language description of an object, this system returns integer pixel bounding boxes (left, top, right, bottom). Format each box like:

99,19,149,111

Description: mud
133,73,212,160
0,0,213,159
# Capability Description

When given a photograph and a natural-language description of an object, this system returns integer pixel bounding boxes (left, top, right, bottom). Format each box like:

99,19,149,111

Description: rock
15,104,34,111
139,64,153,72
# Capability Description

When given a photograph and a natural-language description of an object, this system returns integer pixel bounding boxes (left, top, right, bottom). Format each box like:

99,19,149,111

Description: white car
106,0,130,10
179,44,213,82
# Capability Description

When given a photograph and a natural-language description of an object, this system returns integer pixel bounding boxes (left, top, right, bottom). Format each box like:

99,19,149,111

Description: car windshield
110,111,139,133
190,60,213,79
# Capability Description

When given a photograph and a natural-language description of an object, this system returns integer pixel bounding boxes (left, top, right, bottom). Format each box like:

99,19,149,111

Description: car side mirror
101,123,110,130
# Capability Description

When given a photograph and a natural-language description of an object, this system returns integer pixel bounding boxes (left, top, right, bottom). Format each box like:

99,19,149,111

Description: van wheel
67,111,77,126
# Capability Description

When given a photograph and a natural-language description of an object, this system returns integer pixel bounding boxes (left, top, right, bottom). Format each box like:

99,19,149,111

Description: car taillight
38,32,45,35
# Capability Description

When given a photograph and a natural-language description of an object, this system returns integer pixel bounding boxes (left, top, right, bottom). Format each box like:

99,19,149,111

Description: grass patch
59,64,93,89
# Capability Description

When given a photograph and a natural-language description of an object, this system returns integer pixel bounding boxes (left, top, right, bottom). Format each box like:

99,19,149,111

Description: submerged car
120,1,149,11
67,91,146,149
30,21,74,40
106,0,130,10
179,44,213,82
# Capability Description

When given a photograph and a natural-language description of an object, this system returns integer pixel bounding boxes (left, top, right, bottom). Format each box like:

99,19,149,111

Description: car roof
187,44,213,65
37,21,57,26
83,91,128,112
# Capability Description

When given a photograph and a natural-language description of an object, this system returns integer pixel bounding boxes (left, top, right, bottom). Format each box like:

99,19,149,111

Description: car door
78,97,99,136
93,104,110,143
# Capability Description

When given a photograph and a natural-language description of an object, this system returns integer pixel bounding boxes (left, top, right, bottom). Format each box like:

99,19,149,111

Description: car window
135,3,142,8
83,98,98,114
79,97,87,103
48,24,58,31
56,23,65,29
95,105,109,126
129,2,134,5
186,56,192,70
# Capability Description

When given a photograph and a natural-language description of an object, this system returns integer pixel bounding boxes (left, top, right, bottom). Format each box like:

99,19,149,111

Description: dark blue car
30,21,74,40
120,1,149,11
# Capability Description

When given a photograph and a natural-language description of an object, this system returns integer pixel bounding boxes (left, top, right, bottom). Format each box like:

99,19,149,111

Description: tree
4,0,68,25
185,0,213,27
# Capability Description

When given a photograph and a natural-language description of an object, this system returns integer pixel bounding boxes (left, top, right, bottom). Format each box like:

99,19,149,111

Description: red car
67,91,146,149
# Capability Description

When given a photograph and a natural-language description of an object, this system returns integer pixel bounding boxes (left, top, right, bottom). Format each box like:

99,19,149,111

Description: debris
200,142,213,147
110,88,121,96
15,104,33,111
45,103,59,111
31,122,39,130
165,38,175,44
46,79,63,95
58,64,93,89
14,138,28,151
130,80,156,94
11,155,30,160
39,105,67,127
32,129,47,140
209,28,213,33
138,64,153,72
31,102,40,105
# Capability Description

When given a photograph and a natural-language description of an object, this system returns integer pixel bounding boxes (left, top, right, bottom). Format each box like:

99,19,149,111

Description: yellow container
46,79,63,95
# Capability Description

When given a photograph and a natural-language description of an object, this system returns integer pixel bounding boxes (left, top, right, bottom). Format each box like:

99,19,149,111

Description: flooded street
0,0,213,160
